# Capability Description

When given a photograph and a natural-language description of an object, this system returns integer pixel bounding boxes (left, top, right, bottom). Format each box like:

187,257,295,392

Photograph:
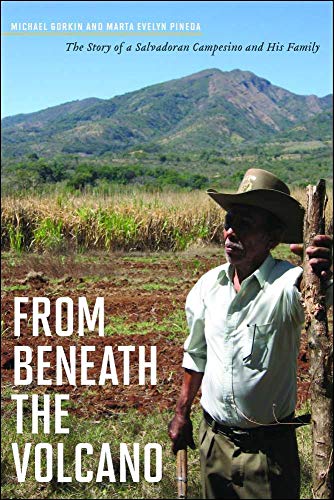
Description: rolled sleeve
182,278,207,373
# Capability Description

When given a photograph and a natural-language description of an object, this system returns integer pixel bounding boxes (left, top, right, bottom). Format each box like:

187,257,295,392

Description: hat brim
207,189,305,243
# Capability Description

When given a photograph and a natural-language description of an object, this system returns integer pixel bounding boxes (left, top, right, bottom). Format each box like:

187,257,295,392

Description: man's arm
168,368,204,454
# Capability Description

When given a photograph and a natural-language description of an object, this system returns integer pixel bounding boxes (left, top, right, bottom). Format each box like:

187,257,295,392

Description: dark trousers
199,417,300,499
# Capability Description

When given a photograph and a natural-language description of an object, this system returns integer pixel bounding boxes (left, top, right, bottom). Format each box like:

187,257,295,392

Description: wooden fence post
302,179,333,499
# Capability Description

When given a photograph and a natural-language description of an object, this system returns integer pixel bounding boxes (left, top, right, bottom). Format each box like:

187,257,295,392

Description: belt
203,410,310,443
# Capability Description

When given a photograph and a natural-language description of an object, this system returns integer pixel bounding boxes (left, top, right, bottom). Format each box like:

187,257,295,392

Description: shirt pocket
242,323,274,371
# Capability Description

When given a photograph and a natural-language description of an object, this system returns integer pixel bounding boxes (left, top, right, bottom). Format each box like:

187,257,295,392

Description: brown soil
1,249,313,418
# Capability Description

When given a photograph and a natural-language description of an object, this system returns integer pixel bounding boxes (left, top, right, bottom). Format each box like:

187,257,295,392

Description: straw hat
207,168,305,243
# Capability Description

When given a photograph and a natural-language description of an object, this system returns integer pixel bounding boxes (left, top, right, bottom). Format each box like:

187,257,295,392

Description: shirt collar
253,254,276,288
217,254,276,289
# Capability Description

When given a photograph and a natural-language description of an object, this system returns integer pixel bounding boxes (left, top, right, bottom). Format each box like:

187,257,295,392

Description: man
168,169,332,499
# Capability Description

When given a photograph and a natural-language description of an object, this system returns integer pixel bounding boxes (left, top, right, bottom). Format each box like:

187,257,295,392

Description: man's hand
290,234,333,280
168,413,196,455
168,369,203,454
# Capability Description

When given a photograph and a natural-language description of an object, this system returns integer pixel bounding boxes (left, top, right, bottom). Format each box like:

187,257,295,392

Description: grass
1,399,313,499
1,406,185,499
137,283,175,291
1,284,30,292
272,243,302,263
136,277,182,291
297,401,313,500
104,309,187,341
121,255,169,263
73,276,182,292
0,384,202,499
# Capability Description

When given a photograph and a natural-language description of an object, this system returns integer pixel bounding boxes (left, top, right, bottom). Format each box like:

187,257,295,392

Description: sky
1,0,333,118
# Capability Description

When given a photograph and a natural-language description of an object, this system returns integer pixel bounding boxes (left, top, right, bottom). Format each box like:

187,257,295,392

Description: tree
302,180,333,499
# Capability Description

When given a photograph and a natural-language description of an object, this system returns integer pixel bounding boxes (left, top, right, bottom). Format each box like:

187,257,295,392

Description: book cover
1,1,332,498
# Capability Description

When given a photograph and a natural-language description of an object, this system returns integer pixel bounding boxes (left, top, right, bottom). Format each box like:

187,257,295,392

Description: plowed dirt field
1,248,312,419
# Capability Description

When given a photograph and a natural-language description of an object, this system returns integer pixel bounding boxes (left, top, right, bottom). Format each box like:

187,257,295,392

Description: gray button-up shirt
182,254,305,428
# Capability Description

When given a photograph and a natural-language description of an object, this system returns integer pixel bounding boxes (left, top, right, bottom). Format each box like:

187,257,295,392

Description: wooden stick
302,179,333,499
176,448,188,499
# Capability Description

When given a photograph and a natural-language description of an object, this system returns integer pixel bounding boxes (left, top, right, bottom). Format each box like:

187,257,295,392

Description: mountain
273,107,333,142
1,68,332,158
